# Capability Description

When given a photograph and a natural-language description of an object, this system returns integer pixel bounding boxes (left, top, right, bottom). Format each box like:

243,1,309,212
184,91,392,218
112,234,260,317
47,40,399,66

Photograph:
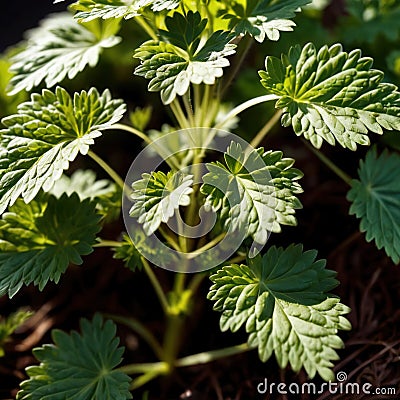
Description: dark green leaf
219,0,311,42
50,169,122,222
113,233,142,271
17,314,132,400
347,148,400,264
0,193,101,297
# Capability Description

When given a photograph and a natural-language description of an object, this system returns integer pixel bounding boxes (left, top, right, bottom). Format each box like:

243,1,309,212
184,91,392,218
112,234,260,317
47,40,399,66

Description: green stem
135,16,158,40
220,35,252,98
175,342,250,367
183,91,195,127
141,257,170,314
111,123,152,145
104,314,164,360
186,233,225,259
213,94,279,130
93,240,123,248
162,312,186,372
158,226,181,252
87,150,127,193
193,84,202,126
118,361,168,375
170,99,190,129
250,109,283,148
302,139,352,185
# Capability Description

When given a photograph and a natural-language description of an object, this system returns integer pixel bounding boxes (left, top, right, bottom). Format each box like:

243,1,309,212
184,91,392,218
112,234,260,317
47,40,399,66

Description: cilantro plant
1,0,400,398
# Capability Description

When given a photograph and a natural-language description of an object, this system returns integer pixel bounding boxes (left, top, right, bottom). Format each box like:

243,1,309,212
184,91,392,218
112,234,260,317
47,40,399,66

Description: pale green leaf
8,13,121,95
130,170,193,235
66,0,180,22
50,169,122,222
201,142,303,246
208,244,351,381
0,310,33,357
0,193,101,298
134,11,236,104
0,86,126,214
218,0,311,42
17,314,132,400
259,42,400,149
347,148,400,264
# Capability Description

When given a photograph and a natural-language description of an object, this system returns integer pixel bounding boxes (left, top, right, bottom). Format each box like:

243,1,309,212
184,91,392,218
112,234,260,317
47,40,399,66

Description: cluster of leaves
17,314,132,400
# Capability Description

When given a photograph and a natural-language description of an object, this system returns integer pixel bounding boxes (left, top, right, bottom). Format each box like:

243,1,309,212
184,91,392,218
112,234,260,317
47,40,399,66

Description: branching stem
250,109,283,148
87,150,128,193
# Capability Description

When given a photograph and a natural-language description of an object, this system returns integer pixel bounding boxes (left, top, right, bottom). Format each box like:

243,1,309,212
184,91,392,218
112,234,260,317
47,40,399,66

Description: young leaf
219,0,311,42
0,310,33,357
66,0,180,22
130,170,193,235
7,13,121,95
0,86,126,214
17,314,132,400
134,11,236,104
50,169,122,222
0,193,101,298
208,244,351,381
113,233,143,271
259,43,400,149
201,142,303,246
347,148,400,264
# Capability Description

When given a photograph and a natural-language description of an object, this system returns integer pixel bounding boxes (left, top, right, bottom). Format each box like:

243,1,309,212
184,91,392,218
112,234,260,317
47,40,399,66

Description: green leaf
0,56,28,118
130,170,193,235
347,148,400,264
259,42,400,150
66,0,180,22
113,233,142,271
339,0,400,44
201,142,303,246
0,193,101,298
134,11,236,104
208,244,351,381
0,86,126,214
219,0,311,42
17,314,132,400
0,310,33,357
50,169,122,222
7,13,121,95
